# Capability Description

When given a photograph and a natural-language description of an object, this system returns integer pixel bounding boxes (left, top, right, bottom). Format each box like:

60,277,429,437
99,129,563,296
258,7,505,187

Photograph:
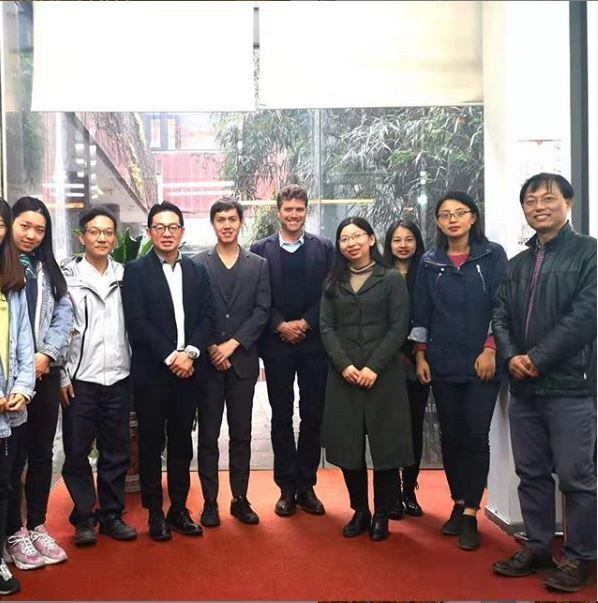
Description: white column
483,0,570,532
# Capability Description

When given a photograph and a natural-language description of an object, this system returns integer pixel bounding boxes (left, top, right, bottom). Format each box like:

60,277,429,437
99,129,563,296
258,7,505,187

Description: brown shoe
493,548,556,577
544,558,594,592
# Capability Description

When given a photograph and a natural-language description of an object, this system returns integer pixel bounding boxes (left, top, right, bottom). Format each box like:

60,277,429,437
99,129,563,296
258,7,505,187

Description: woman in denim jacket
0,198,35,595
5,197,72,570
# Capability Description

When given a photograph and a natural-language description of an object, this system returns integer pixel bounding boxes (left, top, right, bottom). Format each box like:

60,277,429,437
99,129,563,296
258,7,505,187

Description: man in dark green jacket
492,173,596,593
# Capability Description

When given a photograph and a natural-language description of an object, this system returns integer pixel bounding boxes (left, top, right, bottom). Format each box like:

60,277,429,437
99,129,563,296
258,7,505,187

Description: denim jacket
34,263,73,362
0,289,36,438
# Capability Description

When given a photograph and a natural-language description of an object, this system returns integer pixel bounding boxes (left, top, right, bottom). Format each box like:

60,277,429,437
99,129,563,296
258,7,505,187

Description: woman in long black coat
320,216,413,541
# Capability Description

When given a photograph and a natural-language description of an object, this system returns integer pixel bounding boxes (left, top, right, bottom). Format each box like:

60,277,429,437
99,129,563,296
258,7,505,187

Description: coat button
221,331,226,337
225,313,230,319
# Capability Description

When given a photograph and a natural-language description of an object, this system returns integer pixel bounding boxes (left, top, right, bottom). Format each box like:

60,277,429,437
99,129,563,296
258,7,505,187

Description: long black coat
319,263,414,470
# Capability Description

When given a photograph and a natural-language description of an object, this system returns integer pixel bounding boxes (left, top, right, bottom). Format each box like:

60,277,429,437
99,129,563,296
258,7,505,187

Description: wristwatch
184,345,200,360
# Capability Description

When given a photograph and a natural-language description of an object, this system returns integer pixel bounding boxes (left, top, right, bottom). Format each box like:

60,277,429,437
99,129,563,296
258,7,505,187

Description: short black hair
79,206,117,231
210,198,244,222
519,173,574,205
147,201,184,228
276,185,308,209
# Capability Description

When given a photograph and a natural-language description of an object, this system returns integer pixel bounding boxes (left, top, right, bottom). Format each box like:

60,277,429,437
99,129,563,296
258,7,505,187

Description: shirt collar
154,249,182,268
278,231,305,248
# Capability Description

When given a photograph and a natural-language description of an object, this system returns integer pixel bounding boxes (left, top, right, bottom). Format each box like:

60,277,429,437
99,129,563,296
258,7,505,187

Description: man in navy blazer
195,199,271,528
122,202,214,542
250,185,333,517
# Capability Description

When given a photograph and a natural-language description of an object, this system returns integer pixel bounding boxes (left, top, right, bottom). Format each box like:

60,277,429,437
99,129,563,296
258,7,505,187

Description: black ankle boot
441,503,464,535
343,510,371,538
403,486,423,517
369,512,389,541
458,514,480,550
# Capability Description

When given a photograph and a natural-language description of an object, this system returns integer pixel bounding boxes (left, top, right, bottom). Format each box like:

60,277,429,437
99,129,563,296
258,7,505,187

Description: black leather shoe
342,510,371,538
200,499,220,527
458,514,479,550
74,519,97,547
441,503,464,535
388,498,404,520
148,511,171,542
230,496,259,525
166,508,203,536
403,490,423,517
296,488,325,515
544,558,595,592
274,491,296,517
99,513,137,541
369,512,390,541
493,548,556,577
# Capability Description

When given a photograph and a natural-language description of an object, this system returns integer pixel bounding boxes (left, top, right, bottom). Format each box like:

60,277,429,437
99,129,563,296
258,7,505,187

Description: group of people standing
0,173,594,597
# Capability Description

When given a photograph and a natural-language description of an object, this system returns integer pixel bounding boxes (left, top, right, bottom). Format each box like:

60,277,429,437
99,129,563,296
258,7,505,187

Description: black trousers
263,351,328,493
401,379,430,491
432,380,499,509
342,467,399,514
8,368,61,532
198,366,256,500
61,378,130,526
2,427,26,543
134,377,198,513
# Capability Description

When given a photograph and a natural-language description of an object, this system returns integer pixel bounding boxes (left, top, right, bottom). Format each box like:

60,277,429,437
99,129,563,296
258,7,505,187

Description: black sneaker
230,496,259,525
544,558,595,592
493,548,556,577
74,518,97,547
200,499,220,528
458,514,479,550
99,513,137,541
0,559,20,596
441,503,464,536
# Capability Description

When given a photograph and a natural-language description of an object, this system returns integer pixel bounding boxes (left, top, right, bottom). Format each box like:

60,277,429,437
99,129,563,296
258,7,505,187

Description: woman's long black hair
434,191,487,250
12,196,67,300
383,219,425,293
0,198,25,294
324,216,387,296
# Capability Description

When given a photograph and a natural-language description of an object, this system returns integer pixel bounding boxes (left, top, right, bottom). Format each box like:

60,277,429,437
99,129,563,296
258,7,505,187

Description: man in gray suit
195,199,271,527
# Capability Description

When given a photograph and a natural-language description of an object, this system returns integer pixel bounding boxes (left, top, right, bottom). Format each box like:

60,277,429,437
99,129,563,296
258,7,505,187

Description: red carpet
11,469,596,601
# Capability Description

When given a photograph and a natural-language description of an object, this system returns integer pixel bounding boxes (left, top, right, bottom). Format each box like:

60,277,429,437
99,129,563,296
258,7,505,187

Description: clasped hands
508,354,539,380
208,339,239,372
342,365,378,389
169,351,195,379
0,393,29,413
277,319,309,344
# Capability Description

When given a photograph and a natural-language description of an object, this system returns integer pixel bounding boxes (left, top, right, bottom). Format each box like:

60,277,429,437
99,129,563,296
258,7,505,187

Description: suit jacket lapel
267,236,283,296
206,248,228,307
226,248,247,310
304,233,316,285
150,250,175,317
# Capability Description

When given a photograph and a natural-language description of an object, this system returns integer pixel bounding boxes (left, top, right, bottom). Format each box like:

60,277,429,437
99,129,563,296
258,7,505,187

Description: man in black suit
195,198,271,527
250,185,333,517
122,201,214,541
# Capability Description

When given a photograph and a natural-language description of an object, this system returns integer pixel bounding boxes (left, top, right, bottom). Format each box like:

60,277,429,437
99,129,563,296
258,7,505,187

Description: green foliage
215,106,484,246
110,230,152,264
249,205,278,241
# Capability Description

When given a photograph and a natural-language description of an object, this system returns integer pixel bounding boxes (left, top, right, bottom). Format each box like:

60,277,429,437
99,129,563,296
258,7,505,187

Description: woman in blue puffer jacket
0,197,35,596
411,191,507,552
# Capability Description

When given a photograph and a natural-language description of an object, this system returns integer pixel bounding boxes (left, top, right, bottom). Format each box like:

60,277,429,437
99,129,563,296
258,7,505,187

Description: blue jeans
510,394,596,560
432,381,499,509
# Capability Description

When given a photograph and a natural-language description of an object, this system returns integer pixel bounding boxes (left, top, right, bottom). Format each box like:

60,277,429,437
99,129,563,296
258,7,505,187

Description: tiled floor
52,371,443,486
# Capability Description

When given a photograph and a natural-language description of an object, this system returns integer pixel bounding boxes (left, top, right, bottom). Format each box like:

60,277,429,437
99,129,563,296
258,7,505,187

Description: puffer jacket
492,222,596,397
410,239,508,382
0,289,35,438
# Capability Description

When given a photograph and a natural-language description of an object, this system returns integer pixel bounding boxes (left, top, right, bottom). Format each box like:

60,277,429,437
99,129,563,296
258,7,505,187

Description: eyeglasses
150,224,182,235
522,196,559,209
437,209,472,221
339,232,369,245
84,228,115,239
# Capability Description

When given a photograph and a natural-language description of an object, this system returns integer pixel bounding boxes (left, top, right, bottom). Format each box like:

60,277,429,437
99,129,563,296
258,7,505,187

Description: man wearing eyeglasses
492,173,596,593
60,206,137,546
250,185,333,517
122,201,215,542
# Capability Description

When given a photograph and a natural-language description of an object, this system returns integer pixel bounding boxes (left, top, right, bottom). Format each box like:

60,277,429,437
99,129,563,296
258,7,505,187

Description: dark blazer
122,250,215,386
250,232,333,358
194,246,271,380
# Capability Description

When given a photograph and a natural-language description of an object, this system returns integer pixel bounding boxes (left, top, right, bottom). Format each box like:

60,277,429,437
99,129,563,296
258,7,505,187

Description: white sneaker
30,525,68,565
4,527,46,570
